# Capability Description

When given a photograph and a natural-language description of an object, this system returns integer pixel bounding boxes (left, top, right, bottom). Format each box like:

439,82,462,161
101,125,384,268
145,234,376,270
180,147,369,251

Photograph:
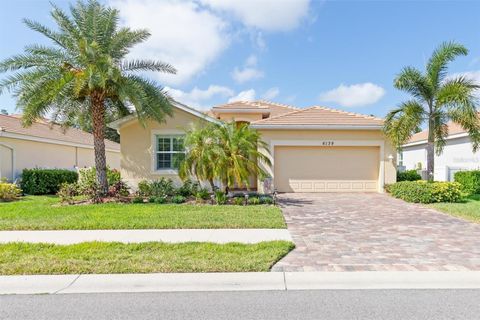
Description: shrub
259,196,273,205
388,181,462,203
233,197,244,205
171,195,186,204
137,178,175,197
454,170,480,195
132,196,144,204
154,196,168,204
214,190,227,205
77,167,121,195
177,179,199,197
397,170,421,182
57,183,79,204
248,197,260,205
0,182,21,201
21,168,78,195
195,188,210,202
107,181,130,198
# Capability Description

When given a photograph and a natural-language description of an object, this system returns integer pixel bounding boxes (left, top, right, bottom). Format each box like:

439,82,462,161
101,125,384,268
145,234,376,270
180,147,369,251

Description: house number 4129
322,141,334,146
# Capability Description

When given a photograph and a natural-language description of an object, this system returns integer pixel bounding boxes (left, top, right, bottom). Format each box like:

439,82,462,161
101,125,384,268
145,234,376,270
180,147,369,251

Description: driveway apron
273,193,480,272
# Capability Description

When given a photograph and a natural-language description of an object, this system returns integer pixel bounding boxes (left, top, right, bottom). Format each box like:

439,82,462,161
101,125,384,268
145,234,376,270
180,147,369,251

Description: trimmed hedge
21,169,78,195
387,181,462,203
397,170,421,182
454,170,480,195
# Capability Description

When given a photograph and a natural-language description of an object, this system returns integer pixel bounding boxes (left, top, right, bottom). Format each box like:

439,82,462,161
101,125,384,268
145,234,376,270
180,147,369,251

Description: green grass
429,194,480,223
0,241,295,275
0,196,286,230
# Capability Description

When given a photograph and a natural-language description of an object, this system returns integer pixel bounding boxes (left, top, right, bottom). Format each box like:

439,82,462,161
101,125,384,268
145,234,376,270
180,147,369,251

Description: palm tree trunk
426,117,435,181
91,92,108,195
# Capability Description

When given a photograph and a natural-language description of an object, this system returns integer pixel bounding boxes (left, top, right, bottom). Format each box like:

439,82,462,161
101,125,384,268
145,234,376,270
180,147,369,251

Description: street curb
2,271,480,295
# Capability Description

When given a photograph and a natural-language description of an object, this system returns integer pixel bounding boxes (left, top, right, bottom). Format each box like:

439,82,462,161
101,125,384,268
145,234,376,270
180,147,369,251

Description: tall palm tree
384,41,480,181
0,0,176,194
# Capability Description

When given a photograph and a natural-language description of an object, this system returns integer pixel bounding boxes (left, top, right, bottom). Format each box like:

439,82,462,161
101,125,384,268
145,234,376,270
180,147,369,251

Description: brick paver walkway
272,193,480,272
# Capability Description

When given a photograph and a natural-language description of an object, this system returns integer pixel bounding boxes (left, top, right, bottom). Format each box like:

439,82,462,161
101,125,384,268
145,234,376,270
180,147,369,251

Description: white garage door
274,146,380,192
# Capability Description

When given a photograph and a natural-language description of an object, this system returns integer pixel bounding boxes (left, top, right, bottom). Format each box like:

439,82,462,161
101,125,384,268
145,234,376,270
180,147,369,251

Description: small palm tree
0,0,176,194
179,123,219,190
215,122,271,192
384,41,480,181
180,122,271,192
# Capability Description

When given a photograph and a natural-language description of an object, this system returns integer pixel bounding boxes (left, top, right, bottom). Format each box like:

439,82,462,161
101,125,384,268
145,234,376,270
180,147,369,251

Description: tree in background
384,41,480,181
0,0,176,194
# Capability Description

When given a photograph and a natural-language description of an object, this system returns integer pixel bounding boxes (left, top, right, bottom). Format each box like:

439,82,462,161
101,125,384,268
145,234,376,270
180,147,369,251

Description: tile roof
211,100,298,117
251,106,384,127
408,121,470,143
0,114,120,151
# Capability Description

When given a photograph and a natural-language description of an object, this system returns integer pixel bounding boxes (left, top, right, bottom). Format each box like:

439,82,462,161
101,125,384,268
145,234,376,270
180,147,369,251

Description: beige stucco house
109,100,396,193
0,114,120,181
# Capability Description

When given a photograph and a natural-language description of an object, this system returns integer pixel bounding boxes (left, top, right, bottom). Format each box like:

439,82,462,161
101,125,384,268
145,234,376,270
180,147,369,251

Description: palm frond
394,66,433,102
427,41,468,90
121,60,176,74
384,100,425,147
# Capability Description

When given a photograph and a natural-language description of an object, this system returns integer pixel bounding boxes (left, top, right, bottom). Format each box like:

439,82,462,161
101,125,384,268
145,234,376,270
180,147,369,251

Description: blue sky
1,0,480,117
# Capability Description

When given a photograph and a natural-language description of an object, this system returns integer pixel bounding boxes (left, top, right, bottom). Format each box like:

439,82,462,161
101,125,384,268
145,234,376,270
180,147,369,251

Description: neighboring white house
401,121,480,181
0,114,120,181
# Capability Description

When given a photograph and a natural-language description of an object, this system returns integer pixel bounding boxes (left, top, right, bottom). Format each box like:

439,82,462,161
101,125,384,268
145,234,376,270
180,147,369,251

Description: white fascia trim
212,108,270,114
0,131,120,153
402,132,470,148
108,100,221,130
250,124,383,130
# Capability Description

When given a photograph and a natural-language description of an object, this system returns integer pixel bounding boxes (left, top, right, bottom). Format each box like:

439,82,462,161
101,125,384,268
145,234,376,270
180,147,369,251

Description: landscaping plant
214,190,228,205
0,182,21,201
171,195,186,204
388,181,463,203
248,197,261,205
21,168,78,195
384,42,480,181
233,197,244,206
0,0,176,195
454,170,480,195
57,183,79,204
396,170,422,182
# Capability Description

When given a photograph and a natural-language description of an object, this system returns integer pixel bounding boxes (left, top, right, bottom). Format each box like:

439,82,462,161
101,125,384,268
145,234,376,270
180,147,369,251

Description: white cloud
110,0,229,85
200,0,311,32
228,89,256,102
167,85,234,110
231,55,264,83
262,87,280,100
448,70,480,84
319,83,386,108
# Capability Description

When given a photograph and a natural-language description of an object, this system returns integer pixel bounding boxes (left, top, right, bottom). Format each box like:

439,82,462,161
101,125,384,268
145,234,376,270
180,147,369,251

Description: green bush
248,197,260,205
177,179,199,197
154,196,168,204
131,196,144,204
57,183,79,204
0,182,21,201
233,197,244,205
77,167,121,194
214,190,227,205
136,178,175,197
388,181,463,203
397,170,422,182
171,195,186,204
259,196,273,205
21,168,78,195
454,170,480,195
195,188,210,202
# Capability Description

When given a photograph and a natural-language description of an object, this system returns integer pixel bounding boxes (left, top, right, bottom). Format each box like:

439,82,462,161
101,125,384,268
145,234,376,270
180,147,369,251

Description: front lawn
429,194,480,223
0,196,286,230
0,241,294,275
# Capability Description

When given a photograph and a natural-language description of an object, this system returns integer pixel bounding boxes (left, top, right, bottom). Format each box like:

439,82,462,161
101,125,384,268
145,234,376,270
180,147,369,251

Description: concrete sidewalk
2,271,480,295
0,229,291,244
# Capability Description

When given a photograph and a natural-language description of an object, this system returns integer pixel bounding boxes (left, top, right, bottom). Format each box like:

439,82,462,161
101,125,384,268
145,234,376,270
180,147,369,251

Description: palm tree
384,41,480,181
214,122,271,192
179,123,219,190
180,122,271,192
0,0,176,194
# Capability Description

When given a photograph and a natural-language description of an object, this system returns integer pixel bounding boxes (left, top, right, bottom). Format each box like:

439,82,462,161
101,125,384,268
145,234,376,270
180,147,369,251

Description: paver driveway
273,193,480,272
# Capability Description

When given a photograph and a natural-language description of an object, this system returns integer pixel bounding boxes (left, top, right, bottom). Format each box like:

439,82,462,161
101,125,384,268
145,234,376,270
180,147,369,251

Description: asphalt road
1,289,479,319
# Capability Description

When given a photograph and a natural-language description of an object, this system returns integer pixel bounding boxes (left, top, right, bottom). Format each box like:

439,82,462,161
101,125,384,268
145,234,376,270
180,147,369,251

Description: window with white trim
155,135,185,170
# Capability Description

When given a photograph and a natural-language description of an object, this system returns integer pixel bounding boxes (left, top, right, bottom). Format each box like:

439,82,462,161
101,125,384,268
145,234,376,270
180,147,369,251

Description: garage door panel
274,146,379,193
